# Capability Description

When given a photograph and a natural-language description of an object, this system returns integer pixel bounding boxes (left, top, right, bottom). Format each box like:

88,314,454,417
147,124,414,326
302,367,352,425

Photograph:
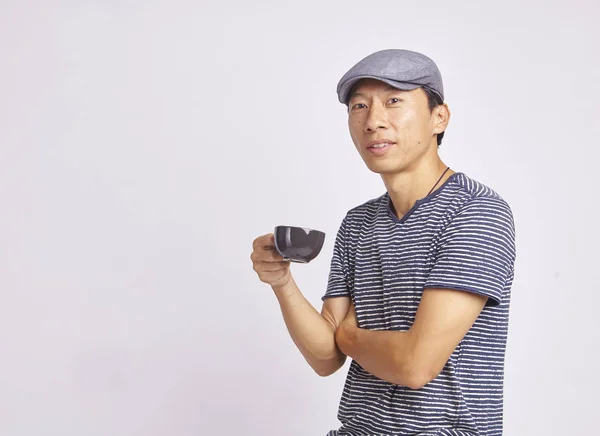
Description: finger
253,233,275,250
254,245,286,262
255,260,290,272
251,249,282,263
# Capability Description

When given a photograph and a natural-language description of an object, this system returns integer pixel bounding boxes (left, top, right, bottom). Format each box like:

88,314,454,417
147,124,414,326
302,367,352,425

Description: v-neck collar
385,172,463,224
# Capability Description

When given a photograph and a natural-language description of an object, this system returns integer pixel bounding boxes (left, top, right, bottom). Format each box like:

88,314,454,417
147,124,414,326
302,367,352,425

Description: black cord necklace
427,166,451,197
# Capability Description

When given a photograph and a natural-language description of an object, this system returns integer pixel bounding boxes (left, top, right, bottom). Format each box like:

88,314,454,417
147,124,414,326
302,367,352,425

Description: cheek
393,113,424,136
349,120,363,140
349,118,363,129
394,111,414,126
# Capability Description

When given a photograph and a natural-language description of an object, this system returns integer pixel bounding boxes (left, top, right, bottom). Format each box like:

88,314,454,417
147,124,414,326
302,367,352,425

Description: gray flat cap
336,49,444,105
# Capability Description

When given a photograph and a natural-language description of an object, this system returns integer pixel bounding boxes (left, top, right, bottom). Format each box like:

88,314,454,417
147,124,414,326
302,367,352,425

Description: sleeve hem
423,284,502,307
321,293,350,301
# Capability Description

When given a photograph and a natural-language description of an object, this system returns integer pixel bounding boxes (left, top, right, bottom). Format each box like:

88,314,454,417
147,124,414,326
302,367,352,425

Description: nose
364,102,389,132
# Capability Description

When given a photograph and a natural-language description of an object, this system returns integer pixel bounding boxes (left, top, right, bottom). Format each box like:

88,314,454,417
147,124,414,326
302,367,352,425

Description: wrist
272,277,296,298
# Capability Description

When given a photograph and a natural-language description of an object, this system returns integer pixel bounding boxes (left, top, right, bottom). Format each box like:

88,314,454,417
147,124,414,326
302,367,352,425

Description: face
347,79,448,175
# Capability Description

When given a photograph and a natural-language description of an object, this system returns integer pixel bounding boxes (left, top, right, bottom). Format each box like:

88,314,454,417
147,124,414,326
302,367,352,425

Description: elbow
314,365,336,377
398,367,434,390
393,354,438,390
394,332,442,389
312,353,346,377
403,373,431,390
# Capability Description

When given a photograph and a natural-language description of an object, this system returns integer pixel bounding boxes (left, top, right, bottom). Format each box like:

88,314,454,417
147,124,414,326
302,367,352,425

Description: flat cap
336,49,444,105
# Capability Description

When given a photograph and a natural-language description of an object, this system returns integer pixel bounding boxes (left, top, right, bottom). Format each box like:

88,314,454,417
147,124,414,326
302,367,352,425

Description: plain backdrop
1,1,599,435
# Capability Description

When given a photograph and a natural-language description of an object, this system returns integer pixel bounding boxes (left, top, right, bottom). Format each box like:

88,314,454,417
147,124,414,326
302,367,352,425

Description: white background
1,1,599,435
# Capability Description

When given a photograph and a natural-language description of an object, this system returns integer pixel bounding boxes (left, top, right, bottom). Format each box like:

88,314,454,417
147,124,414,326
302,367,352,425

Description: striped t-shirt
323,172,516,436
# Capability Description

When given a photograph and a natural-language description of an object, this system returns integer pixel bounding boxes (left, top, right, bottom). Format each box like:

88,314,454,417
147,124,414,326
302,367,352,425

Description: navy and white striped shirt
323,172,516,436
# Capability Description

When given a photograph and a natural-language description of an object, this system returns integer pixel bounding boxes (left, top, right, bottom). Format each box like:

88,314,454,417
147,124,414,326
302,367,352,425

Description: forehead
349,79,418,100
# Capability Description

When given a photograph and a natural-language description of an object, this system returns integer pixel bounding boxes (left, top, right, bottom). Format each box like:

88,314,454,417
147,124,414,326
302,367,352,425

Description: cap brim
337,76,422,105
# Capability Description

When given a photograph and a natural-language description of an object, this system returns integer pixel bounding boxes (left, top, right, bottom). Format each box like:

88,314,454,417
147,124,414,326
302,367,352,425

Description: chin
364,161,401,175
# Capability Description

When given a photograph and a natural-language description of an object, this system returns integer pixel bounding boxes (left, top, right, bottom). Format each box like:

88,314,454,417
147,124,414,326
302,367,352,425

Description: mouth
366,140,395,155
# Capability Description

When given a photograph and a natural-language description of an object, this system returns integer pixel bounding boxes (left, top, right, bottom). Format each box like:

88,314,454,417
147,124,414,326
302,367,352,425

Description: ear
432,103,450,135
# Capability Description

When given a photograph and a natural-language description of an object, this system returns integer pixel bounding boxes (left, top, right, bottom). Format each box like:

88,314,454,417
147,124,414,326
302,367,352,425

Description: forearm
273,277,346,376
336,324,423,388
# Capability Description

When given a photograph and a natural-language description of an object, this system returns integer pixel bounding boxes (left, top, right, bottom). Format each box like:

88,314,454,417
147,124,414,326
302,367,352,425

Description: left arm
336,197,516,389
335,288,488,389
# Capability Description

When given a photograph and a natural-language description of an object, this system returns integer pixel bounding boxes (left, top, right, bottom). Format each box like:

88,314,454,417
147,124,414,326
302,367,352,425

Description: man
250,49,516,435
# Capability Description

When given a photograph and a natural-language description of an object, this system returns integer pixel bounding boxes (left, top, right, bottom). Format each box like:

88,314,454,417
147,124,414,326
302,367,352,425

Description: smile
366,142,395,156
369,143,393,149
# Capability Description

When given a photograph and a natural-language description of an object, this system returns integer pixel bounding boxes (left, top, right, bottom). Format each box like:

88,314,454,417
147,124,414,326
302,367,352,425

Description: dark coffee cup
273,225,326,263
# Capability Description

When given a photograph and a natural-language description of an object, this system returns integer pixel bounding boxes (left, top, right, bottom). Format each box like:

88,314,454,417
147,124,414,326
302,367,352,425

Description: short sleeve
424,197,516,306
322,216,351,300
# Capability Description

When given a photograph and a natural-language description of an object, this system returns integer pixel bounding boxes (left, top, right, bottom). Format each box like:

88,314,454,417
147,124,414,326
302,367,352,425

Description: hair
346,82,446,147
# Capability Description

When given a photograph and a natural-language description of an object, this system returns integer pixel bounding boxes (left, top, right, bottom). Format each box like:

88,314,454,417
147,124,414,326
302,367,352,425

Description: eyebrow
349,91,366,100
349,86,408,101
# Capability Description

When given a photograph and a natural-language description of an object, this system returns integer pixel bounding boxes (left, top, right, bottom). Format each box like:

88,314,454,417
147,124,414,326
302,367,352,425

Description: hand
250,233,292,290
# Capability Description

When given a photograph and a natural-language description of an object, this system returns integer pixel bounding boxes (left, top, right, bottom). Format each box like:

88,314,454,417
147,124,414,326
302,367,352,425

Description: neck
382,159,455,220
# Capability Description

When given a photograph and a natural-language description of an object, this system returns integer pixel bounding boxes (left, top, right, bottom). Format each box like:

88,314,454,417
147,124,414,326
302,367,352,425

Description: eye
388,97,402,104
351,103,367,111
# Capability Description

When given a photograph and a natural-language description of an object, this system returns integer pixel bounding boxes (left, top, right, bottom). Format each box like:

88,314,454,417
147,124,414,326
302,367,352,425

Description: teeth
370,143,391,149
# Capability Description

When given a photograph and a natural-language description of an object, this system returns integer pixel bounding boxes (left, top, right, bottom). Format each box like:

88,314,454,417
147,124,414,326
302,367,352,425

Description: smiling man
250,49,516,435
